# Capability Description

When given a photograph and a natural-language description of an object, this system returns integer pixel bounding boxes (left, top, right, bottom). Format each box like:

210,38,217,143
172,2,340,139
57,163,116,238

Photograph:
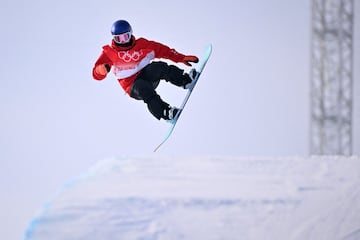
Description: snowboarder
92,20,199,121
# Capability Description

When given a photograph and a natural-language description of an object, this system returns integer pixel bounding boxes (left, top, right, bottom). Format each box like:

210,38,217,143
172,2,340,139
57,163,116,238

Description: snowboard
154,44,212,152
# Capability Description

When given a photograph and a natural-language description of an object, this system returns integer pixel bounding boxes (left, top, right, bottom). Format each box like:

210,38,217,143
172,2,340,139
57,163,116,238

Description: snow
24,156,360,240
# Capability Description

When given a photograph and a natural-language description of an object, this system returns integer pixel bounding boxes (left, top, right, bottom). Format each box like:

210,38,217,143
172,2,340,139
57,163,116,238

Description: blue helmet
111,20,132,35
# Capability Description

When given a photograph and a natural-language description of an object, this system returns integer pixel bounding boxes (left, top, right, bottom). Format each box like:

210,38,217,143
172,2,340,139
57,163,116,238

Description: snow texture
24,156,360,240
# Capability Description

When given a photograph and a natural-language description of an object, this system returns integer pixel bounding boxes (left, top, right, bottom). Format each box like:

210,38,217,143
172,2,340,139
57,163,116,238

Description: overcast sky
0,0,359,239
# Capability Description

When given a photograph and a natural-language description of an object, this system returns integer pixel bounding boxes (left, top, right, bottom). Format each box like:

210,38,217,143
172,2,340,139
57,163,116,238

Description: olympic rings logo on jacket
117,50,144,63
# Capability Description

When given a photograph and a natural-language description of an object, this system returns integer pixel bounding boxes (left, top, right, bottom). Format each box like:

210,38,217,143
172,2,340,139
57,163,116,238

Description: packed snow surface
24,156,360,240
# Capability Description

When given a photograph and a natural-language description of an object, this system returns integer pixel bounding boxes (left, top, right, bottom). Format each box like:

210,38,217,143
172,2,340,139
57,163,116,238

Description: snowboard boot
163,106,180,121
184,68,199,89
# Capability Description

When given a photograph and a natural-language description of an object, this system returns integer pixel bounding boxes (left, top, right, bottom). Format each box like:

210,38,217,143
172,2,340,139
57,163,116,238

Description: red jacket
92,36,186,94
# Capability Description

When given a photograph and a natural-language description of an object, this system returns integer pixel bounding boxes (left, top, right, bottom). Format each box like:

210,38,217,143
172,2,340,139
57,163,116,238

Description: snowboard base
154,44,212,152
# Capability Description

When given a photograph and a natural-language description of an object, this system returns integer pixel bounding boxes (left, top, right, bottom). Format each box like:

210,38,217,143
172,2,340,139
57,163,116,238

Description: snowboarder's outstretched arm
137,38,199,66
92,53,112,80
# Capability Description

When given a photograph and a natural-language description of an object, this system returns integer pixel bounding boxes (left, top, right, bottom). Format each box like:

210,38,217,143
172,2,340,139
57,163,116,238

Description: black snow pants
130,61,191,120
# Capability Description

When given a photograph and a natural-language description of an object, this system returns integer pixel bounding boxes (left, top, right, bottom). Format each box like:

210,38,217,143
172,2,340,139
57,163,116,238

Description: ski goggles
113,32,132,44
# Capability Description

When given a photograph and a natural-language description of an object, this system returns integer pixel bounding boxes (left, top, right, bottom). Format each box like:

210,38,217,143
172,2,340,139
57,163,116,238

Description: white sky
0,0,359,239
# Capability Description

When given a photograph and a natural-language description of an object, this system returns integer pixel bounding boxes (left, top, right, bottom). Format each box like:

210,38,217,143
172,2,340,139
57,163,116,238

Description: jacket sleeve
92,51,113,80
138,38,186,63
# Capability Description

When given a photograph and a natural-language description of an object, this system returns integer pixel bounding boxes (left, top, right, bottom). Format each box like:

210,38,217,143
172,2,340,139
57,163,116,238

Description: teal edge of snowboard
154,44,213,152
